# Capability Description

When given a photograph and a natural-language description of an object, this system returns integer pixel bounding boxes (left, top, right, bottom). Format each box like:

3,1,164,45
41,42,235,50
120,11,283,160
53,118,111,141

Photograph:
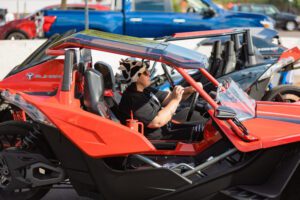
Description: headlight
1,90,56,127
260,19,275,29
296,16,300,23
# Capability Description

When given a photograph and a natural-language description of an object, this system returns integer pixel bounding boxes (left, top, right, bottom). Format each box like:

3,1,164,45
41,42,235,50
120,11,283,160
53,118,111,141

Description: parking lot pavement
42,186,92,200
279,30,300,37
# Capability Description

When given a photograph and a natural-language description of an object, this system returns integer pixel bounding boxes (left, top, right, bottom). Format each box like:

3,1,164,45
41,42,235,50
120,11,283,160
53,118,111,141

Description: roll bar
61,49,76,91
156,29,257,67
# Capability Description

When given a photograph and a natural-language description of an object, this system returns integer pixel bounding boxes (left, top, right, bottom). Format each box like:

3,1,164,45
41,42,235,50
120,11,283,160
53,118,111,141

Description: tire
262,85,300,102
0,109,13,123
280,166,300,200
285,21,297,31
0,121,51,200
6,31,28,40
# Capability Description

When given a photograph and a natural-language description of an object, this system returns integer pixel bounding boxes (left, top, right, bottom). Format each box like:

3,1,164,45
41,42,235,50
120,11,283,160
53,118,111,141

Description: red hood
241,101,300,151
256,101,300,120
217,101,300,152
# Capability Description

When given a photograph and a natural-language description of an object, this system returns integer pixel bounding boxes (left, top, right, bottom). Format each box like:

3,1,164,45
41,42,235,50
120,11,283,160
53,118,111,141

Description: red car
0,30,300,200
0,4,109,40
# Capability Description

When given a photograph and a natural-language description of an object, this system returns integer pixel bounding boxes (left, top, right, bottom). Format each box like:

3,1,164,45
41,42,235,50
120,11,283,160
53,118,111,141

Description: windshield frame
216,79,256,121
50,30,209,69
5,30,76,78
187,0,210,13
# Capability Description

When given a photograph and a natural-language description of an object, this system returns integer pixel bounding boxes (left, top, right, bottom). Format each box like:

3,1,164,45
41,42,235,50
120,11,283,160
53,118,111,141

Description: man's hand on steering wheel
189,82,203,93
171,86,184,102
186,82,202,121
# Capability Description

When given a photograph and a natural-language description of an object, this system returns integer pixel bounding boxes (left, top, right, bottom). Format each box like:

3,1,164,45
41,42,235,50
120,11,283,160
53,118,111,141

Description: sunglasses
142,70,150,76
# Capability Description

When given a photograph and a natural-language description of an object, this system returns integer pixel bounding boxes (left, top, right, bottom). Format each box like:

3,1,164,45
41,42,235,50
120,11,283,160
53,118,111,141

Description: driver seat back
94,61,122,120
94,61,116,91
208,40,223,78
222,40,236,75
84,68,118,121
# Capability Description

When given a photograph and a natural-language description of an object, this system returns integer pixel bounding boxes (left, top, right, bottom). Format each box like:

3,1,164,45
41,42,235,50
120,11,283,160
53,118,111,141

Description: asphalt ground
42,185,91,200
278,30,300,37
32,30,300,200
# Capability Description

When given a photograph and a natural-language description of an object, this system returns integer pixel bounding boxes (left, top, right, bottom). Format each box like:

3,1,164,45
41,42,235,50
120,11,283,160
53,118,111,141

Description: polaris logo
26,73,62,80
26,73,34,80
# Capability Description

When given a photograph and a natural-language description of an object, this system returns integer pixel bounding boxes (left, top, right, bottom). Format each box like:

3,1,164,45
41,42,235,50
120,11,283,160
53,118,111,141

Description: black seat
222,40,236,75
94,61,122,105
208,40,223,78
84,69,118,121
94,61,116,92
236,43,247,69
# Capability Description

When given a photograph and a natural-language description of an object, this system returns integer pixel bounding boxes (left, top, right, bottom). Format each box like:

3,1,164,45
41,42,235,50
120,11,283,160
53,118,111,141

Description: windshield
265,5,279,15
217,79,256,121
6,30,76,78
187,0,210,13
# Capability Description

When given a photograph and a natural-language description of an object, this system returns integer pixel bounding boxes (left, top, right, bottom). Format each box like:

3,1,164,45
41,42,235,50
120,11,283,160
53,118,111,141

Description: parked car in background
0,4,109,40
43,0,275,38
0,8,15,26
231,4,300,31
0,9,6,26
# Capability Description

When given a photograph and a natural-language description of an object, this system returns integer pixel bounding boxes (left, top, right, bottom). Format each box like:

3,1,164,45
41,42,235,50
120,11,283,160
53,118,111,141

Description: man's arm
181,86,195,101
148,86,183,128
162,83,202,105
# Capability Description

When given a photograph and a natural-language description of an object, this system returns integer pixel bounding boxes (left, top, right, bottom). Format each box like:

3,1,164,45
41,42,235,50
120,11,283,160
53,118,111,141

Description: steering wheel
161,63,175,90
186,92,199,121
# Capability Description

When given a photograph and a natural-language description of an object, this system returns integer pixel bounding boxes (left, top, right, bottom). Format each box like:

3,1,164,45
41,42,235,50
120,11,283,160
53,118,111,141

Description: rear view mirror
215,106,236,119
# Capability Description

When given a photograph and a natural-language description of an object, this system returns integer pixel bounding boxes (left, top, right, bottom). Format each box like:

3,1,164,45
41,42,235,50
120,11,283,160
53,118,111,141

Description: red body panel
18,92,156,158
0,60,63,92
279,47,300,61
211,102,300,152
145,120,222,156
43,16,57,33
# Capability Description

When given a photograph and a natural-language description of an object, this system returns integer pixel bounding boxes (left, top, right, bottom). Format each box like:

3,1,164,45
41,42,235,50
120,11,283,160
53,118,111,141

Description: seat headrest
212,40,222,58
223,41,236,75
94,61,116,91
84,69,105,114
224,41,235,57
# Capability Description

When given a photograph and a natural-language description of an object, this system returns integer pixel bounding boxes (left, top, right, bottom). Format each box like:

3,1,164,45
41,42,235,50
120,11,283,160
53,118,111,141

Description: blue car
43,0,275,38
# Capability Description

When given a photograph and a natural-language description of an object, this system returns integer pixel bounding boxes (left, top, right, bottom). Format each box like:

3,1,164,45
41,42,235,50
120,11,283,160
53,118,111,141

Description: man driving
118,58,202,140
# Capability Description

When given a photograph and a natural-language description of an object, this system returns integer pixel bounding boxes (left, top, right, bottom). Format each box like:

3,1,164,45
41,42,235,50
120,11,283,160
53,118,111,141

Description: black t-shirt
119,83,168,139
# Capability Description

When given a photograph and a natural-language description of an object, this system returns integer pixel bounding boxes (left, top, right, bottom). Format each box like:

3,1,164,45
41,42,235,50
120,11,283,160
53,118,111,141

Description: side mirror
215,106,236,119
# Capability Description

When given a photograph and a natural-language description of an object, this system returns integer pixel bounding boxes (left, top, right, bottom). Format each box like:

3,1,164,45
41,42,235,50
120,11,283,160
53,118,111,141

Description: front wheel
262,85,300,102
0,121,51,200
285,21,297,31
6,31,28,40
